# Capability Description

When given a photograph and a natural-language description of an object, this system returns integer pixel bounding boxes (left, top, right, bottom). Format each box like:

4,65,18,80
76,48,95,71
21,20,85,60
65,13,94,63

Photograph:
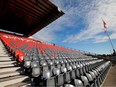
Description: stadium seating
0,32,111,87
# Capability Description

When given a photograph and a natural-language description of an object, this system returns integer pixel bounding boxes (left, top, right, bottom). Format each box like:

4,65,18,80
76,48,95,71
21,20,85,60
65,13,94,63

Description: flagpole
105,29,115,54
102,18,116,55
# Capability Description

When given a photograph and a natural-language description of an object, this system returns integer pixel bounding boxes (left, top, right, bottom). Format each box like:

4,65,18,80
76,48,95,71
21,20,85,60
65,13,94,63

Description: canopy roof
0,0,64,36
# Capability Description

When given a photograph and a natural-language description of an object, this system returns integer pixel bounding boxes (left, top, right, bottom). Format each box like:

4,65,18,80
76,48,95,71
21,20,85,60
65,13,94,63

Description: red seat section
0,32,85,66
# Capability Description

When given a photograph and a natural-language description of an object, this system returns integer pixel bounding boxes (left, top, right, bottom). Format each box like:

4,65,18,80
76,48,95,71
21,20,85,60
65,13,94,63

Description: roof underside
0,0,64,36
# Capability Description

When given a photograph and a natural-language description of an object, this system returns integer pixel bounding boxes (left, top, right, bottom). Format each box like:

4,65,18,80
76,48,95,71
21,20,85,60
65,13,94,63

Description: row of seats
0,32,111,87
33,60,111,87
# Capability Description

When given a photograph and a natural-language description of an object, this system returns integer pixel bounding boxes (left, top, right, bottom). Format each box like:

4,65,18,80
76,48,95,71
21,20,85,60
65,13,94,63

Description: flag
102,19,107,32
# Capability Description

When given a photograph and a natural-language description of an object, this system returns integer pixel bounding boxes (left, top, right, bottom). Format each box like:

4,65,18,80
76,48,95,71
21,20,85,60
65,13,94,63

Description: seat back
24,56,31,68
89,71,96,79
81,76,90,87
76,69,80,78
80,68,83,75
65,84,75,87
71,70,76,79
40,60,48,71
74,79,84,87
53,68,60,76
57,74,64,86
32,67,41,77
46,77,55,87
61,66,67,73
31,61,40,77
85,73,93,82
92,70,98,77
65,72,71,83
43,70,51,79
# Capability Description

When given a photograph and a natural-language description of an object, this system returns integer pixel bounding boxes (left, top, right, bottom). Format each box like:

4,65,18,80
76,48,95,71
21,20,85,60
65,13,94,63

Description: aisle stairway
0,40,33,87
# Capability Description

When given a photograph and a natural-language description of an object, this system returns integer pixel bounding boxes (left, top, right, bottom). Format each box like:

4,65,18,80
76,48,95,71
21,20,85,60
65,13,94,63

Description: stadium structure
0,0,115,87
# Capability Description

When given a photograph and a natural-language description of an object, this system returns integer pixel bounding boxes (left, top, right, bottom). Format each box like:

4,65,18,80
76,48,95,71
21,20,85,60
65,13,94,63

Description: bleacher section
0,32,111,87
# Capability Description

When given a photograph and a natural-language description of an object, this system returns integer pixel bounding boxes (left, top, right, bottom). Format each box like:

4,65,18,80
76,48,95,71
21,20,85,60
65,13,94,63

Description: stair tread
0,59,12,61
5,81,31,87
0,66,20,69
0,75,30,87
0,58,12,61
0,60,16,62
0,71,23,79
0,56,10,57
0,56,12,58
0,60,15,62
0,75,28,82
0,61,16,65
0,64,16,68
0,71,21,75
0,66,21,73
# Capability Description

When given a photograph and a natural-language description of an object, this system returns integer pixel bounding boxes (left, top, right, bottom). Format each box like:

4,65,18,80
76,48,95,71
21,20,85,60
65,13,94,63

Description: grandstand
0,0,115,87
0,32,112,87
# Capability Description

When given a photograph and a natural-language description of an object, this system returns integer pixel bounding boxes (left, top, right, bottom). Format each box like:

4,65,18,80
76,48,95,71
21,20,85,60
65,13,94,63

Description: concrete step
0,46,4,48
0,49,8,54
5,81,32,87
0,67,21,73
0,56,12,58
0,53,9,57
0,71,22,78
0,57,13,61
0,48,8,50
0,50,8,53
0,61,16,65
0,52,8,54
0,75,29,87
0,63,17,68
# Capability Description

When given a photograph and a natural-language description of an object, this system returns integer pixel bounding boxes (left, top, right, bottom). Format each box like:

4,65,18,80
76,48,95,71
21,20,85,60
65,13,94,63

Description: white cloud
32,0,91,42
64,0,116,43
32,0,116,43
94,33,116,43
94,35,108,43
110,33,116,39
32,27,55,42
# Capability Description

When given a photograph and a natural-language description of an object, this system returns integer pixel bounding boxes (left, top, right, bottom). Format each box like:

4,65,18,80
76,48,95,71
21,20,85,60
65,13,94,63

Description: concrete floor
102,65,116,87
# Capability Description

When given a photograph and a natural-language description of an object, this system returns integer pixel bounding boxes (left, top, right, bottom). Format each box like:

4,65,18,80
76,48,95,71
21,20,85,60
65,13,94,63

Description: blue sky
32,0,116,54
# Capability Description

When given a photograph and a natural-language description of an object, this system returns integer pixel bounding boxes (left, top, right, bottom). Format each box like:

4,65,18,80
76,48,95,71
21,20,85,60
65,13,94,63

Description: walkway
102,65,116,87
